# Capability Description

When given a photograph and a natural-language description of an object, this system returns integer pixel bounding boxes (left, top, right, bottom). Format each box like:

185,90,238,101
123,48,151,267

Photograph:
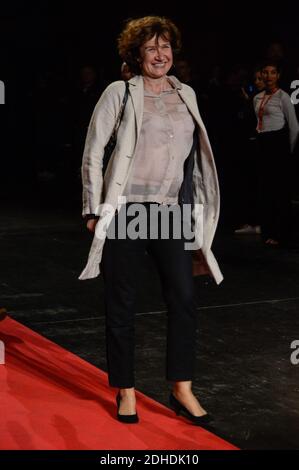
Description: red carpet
0,316,237,450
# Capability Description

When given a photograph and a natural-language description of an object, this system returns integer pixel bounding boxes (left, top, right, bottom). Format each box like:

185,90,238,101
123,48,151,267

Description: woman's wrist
84,214,99,221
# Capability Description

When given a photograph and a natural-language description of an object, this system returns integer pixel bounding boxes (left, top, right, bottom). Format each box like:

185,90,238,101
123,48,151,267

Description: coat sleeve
281,91,299,153
81,82,124,216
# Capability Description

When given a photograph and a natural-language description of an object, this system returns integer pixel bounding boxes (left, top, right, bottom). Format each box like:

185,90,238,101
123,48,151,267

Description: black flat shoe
116,392,139,424
169,393,211,426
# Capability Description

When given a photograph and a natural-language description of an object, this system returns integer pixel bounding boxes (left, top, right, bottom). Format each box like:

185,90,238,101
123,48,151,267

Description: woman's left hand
86,219,98,232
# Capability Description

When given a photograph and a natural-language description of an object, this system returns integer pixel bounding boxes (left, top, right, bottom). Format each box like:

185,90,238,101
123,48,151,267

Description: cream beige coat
79,75,223,284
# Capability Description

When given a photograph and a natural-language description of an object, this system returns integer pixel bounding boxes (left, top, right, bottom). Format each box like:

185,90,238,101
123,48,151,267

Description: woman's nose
155,47,163,59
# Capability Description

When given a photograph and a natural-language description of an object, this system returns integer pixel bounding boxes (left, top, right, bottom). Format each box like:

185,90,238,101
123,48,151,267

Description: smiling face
262,65,280,90
139,34,173,79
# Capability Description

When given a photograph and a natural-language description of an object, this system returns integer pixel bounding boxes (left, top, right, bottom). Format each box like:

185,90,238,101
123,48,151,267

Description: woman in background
254,61,299,246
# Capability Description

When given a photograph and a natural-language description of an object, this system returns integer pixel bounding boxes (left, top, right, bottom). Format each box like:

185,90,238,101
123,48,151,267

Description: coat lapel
128,75,144,138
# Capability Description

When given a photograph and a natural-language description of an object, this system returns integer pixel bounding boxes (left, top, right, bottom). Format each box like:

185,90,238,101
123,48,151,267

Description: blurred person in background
254,60,299,246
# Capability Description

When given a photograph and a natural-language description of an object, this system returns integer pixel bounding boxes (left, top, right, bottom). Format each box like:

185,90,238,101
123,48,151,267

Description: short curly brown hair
117,16,182,75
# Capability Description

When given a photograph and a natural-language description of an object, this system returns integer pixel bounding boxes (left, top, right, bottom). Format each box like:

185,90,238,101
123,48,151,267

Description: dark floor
1,180,299,450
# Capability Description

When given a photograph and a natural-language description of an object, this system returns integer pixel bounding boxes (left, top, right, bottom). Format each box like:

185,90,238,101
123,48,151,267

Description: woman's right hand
86,219,98,232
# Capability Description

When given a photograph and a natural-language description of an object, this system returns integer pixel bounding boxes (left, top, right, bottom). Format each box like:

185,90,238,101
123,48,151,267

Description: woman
254,61,299,246
234,67,265,235
79,16,223,424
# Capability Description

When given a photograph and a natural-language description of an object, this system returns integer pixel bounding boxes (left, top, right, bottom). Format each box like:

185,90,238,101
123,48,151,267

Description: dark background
1,1,299,191
1,2,299,72
1,2,299,85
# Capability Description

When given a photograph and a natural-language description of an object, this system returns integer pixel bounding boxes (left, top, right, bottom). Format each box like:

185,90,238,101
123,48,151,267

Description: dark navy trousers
101,203,197,388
